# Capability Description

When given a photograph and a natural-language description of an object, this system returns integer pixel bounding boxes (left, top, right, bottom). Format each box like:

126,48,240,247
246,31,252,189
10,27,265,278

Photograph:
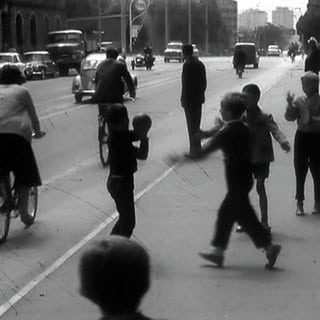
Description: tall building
216,0,238,47
239,9,267,31
0,0,66,52
272,7,294,29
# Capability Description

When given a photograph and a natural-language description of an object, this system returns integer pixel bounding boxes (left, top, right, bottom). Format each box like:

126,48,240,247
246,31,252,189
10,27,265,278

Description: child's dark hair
106,46,119,59
79,237,150,315
242,84,261,99
221,92,247,118
182,44,193,56
105,104,128,126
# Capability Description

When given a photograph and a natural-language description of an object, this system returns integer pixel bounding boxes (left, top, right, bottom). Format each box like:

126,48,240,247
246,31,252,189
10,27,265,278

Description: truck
46,29,87,76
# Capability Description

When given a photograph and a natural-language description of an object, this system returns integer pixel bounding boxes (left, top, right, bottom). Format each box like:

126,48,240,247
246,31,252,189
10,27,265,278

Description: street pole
129,0,134,52
121,0,126,52
98,0,102,45
165,0,169,46
188,0,192,44
205,1,209,54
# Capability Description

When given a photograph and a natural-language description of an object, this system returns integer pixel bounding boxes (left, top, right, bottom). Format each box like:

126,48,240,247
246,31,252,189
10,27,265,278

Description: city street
1,55,318,320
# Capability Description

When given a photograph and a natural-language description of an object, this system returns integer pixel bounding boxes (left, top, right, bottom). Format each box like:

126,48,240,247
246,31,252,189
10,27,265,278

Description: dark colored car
233,42,259,69
24,51,56,80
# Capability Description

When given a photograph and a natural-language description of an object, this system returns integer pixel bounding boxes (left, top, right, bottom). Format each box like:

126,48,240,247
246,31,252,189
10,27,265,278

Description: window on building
16,14,23,50
30,14,37,48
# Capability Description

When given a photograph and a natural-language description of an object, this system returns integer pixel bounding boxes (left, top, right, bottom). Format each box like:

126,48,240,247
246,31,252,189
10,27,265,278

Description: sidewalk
3,60,320,320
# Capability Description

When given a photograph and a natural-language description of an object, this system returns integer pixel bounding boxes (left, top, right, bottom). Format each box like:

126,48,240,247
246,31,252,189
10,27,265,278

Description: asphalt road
0,55,310,319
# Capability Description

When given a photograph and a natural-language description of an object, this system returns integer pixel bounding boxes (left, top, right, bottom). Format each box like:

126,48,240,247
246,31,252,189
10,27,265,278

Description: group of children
78,72,320,319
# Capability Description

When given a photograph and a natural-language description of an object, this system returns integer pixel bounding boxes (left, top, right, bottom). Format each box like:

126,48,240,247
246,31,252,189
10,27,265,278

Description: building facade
0,0,66,53
272,7,294,29
239,9,267,31
216,0,238,48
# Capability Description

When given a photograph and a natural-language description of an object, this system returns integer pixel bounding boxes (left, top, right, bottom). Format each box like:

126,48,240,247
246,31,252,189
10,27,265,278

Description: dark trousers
184,105,202,154
212,165,271,250
294,130,320,203
107,175,135,238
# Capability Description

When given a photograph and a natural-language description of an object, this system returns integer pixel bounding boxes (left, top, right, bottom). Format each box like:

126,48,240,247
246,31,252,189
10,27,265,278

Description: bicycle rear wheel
21,187,38,226
0,183,10,244
99,119,109,167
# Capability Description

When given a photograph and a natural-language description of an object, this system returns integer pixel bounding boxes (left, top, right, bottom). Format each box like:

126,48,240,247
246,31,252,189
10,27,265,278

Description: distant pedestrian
106,105,150,237
304,37,320,74
285,71,320,216
181,43,207,157
196,92,281,269
236,84,290,232
79,236,157,320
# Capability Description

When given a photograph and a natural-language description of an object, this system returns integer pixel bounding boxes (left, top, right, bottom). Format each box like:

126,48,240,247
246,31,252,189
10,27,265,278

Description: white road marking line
0,163,178,317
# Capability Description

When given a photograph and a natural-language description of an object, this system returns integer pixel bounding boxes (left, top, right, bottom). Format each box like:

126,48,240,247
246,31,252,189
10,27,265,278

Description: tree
296,10,320,45
256,23,290,50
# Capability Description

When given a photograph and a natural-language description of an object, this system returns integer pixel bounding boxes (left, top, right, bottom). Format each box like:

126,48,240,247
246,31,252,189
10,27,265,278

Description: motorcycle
144,53,154,71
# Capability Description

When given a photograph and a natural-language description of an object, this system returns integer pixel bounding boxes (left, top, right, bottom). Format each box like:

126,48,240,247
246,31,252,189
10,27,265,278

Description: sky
237,0,308,18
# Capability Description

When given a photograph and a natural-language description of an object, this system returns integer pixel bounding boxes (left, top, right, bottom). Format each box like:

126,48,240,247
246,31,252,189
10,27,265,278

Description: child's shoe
295,201,304,216
236,225,245,233
199,251,224,267
265,244,281,269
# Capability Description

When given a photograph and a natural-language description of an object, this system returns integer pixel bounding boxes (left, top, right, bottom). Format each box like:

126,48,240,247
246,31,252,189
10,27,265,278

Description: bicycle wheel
0,183,10,244
21,187,38,226
99,119,109,167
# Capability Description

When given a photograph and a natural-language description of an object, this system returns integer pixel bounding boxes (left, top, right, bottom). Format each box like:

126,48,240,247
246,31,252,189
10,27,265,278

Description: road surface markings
0,163,178,317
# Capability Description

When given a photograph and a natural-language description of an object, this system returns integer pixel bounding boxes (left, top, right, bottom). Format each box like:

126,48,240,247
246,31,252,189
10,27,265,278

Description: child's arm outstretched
284,91,299,122
267,115,290,152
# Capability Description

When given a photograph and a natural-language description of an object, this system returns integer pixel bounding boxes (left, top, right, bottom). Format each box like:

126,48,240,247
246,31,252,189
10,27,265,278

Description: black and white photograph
0,0,319,319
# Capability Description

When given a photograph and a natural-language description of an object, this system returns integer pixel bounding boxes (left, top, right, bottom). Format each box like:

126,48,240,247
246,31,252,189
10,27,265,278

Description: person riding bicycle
288,42,297,62
0,65,45,225
233,47,246,75
93,46,135,116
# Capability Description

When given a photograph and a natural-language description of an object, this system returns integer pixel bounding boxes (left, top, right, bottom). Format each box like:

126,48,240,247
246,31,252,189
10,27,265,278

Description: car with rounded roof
23,51,56,80
72,52,137,103
233,42,259,68
0,52,25,75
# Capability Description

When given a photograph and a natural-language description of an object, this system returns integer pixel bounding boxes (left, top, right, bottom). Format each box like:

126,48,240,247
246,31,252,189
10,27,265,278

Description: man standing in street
181,44,207,157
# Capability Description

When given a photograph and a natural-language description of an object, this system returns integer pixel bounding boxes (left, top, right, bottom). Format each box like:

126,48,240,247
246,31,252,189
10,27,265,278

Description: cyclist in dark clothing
94,47,135,104
233,47,247,73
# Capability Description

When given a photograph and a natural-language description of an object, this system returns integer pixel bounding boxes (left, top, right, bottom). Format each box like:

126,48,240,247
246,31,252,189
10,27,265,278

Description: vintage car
131,53,145,69
72,52,137,103
233,42,260,69
0,52,25,75
24,51,56,80
267,45,281,57
164,41,183,63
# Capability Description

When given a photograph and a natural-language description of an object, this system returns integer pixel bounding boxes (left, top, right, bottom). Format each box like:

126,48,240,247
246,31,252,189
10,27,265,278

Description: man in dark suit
181,44,207,157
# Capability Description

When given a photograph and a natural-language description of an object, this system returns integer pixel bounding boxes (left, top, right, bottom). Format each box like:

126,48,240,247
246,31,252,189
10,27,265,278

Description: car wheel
40,69,46,80
75,93,82,103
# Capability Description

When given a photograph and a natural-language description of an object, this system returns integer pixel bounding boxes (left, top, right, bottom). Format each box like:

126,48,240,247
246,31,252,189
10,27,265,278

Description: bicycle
98,103,110,167
0,169,38,244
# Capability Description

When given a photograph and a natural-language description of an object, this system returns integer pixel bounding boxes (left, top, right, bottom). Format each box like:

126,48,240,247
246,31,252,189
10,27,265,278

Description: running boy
196,92,281,269
79,236,156,320
106,105,150,238
240,84,290,231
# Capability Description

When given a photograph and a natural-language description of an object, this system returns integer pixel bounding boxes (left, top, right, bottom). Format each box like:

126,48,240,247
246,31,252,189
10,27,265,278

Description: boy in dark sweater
196,92,281,269
79,236,156,320
106,105,149,238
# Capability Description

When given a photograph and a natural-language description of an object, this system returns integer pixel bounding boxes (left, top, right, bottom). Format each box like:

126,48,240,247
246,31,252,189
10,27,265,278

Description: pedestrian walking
106,105,150,238
285,71,320,216
236,84,290,232
304,37,320,74
196,92,281,269
79,236,157,320
181,44,207,157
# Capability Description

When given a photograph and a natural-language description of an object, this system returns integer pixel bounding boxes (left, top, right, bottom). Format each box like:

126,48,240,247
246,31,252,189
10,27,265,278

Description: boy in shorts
239,84,290,232
79,236,156,320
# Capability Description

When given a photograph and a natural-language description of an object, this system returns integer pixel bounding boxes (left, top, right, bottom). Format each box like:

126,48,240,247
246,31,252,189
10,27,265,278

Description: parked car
233,42,259,68
23,51,56,80
131,53,145,69
164,42,183,63
72,52,137,103
0,52,25,75
267,45,281,56
192,44,199,58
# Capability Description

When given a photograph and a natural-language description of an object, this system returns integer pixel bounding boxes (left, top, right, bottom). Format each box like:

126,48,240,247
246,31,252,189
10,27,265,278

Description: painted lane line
0,163,178,317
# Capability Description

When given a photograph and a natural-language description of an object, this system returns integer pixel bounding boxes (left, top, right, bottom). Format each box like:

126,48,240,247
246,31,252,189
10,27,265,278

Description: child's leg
256,177,268,224
107,176,136,238
309,133,320,213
